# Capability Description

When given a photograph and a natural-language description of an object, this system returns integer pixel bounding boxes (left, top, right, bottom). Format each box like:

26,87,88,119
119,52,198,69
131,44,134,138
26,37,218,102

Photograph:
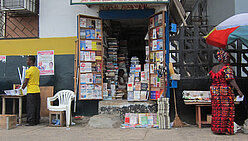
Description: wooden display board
148,11,167,100
77,15,104,100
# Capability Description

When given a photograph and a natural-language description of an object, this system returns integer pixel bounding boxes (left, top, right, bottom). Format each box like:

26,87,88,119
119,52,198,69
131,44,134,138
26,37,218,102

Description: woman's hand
237,90,244,97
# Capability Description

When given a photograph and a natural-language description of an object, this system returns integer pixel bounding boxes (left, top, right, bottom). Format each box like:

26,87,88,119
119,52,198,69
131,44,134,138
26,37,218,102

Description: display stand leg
13,99,16,114
19,98,22,124
197,106,201,128
2,98,6,114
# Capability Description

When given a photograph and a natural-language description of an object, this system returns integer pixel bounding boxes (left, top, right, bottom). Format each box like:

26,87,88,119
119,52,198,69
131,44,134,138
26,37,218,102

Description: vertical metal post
165,11,170,98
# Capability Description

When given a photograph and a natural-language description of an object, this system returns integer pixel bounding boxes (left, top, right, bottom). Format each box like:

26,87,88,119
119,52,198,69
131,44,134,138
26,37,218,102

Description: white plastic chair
47,90,75,127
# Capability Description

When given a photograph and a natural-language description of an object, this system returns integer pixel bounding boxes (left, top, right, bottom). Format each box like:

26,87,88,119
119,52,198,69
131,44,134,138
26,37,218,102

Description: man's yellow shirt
25,66,40,93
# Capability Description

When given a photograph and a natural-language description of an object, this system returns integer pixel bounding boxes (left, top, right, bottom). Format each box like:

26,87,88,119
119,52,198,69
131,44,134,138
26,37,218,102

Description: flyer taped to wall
37,50,54,75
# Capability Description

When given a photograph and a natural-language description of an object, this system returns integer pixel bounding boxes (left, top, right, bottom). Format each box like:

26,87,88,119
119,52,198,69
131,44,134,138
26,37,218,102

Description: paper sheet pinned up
235,95,244,102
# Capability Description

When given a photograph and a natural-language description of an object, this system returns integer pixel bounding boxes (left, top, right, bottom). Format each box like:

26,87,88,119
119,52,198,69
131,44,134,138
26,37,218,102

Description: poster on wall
37,50,54,75
0,55,6,63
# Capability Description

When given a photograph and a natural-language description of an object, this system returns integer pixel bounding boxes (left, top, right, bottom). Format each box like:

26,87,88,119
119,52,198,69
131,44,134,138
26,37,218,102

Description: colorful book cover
128,92,134,101
90,29,95,39
95,29,102,39
134,82,141,91
90,51,95,61
96,62,101,72
95,56,102,60
159,51,164,62
156,27,163,38
134,91,141,100
140,91,147,100
92,41,97,50
80,41,86,50
80,62,92,72
80,29,86,39
96,42,102,50
129,113,138,125
150,64,155,74
127,83,134,92
139,114,148,125
147,113,154,125
85,40,92,50
80,74,87,84
157,39,163,50
80,51,85,61
152,40,157,51
152,28,157,39
80,84,87,99
95,74,102,84
156,52,160,62
154,15,158,26
144,63,149,72
141,83,148,91
158,14,163,25
80,18,87,27
87,73,93,84
86,19,91,28
84,51,91,61
96,20,101,29
85,30,91,39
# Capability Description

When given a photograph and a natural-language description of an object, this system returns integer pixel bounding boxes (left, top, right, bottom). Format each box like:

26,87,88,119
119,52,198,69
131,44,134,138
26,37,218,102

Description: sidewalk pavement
0,124,247,141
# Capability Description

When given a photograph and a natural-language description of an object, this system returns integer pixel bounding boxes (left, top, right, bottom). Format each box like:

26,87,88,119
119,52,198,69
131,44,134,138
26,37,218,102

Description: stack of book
127,57,149,101
105,38,119,99
157,97,170,129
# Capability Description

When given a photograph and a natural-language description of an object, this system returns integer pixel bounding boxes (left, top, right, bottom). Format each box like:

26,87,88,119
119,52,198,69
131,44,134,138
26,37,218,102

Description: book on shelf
96,19,101,29
80,62,92,72
85,30,91,39
91,30,95,39
134,82,141,91
139,113,148,125
140,91,147,100
94,74,102,84
158,14,163,25
80,29,86,38
92,41,97,50
134,91,141,100
80,84,87,99
95,29,102,39
87,73,93,84
150,64,155,74
154,15,158,27
96,42,102,50
156,27,163,38
80,74,87,84
152,40,157,51
128,92,134,101
80,18,87,28
141,83,148,91
127,83,133,91
157,39,163,50
152,28,157,39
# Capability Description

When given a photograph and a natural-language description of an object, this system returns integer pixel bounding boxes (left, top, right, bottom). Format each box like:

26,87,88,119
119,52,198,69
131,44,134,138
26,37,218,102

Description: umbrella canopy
204,13,248,48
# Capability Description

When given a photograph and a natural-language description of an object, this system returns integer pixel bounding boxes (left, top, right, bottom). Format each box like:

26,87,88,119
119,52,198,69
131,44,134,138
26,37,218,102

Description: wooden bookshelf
77,14,104,100
148,11,167,101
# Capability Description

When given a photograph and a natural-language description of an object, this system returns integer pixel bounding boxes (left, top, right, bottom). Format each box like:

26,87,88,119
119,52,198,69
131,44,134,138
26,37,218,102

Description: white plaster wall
235,0,248,14
39,0,99,38
207,0,235,26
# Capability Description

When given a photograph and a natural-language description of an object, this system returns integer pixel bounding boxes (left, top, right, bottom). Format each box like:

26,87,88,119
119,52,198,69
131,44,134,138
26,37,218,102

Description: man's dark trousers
27,93,40,125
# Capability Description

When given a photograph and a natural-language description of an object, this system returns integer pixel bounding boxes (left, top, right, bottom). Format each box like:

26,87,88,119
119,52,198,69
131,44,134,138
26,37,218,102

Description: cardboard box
0,115,17,130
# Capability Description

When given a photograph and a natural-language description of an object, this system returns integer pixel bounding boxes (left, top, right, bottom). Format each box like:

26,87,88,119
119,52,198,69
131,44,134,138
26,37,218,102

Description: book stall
76,11,170,129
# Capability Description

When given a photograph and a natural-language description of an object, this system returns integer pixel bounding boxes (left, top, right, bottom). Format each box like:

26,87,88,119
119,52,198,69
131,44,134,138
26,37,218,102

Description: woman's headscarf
217,50,230,63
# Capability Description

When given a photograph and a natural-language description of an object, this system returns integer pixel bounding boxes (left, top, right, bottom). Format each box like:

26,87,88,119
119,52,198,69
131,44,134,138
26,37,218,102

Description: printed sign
0,55,6,63
37,50,54,75
71,0,169,4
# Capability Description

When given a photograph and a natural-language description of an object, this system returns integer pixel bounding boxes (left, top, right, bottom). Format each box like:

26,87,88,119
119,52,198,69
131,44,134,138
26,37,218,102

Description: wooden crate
49,111,66,127
0,115,17,130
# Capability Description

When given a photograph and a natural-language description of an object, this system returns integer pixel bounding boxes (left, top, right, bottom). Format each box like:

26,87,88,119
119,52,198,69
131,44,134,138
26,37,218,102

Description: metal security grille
170,25,248,79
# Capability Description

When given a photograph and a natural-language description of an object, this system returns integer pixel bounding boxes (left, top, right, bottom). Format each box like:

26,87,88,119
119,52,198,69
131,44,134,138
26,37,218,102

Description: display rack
77,15,103,100
148,11,169,100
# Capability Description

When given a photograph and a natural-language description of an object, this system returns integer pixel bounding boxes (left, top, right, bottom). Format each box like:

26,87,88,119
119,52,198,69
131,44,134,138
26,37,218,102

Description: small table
184,101,240,128
0,94,26,125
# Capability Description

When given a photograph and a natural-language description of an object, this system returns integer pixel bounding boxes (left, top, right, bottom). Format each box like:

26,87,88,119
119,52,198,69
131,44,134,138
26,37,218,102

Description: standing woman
209,50,243,135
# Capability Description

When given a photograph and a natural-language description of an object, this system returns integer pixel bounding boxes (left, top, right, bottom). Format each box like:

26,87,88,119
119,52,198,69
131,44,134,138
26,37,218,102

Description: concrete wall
39,0,99,38
235,0,248,14
207,0,235,26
